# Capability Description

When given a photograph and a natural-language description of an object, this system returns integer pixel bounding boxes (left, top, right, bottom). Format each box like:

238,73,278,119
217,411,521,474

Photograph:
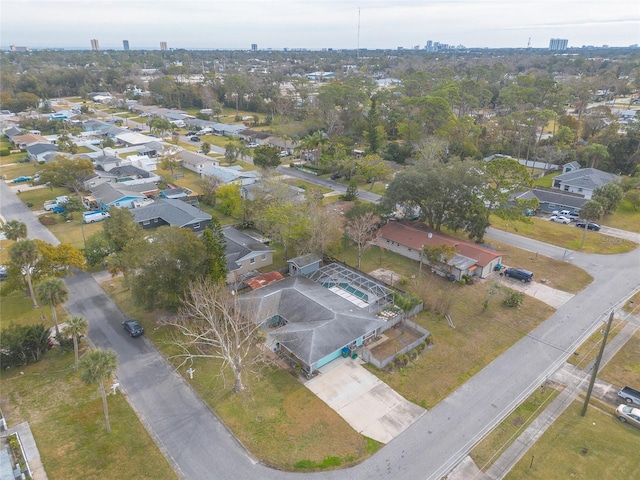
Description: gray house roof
131,199,211,227
26,143,58,156
553,167,619,191
223,226,273,272
241,275,387,367
519,188,588,209
201,165,261,185
90,182,147,205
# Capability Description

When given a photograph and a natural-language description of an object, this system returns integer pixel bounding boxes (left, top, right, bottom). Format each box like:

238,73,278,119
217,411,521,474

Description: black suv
504,267,534,283
575,221,600,231
122,319,144,337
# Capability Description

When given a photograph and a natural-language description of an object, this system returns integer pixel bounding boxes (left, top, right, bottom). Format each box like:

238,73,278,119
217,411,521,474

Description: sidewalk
448,316,639,480
1,422,48,480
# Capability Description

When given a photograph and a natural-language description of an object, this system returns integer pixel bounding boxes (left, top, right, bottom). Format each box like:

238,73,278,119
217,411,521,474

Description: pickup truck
618,386,640,406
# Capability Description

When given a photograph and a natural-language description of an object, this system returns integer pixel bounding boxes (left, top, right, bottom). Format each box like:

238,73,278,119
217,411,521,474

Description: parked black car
503,267,534,282
330,173,342,180
190,136,200,142
575,221,600,231
122,319,144,337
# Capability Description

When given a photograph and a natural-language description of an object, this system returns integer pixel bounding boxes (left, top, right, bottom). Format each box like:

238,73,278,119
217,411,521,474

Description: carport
305,357,426,444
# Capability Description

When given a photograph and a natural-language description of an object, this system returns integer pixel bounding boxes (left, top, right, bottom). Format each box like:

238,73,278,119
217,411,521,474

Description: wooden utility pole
581,310,614,417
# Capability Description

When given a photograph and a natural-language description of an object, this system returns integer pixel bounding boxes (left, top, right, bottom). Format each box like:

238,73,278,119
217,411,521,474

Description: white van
83,211,110,224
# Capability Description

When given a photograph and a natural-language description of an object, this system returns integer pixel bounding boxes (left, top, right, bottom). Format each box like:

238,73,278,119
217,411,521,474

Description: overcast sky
2,0,639,50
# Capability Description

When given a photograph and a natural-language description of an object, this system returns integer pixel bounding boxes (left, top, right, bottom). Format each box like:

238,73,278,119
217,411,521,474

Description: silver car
615,404,640,429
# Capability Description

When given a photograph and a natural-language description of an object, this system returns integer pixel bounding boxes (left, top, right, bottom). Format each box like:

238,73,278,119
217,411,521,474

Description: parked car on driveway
575,221,601,231
550,215,571,224
190,136,200,142
503,267,534,282
12,175,32,183
247,143,259,148
122,319,144,337
615,404,640,429
52,205,66,214
278,151,289,157
330,172,342,180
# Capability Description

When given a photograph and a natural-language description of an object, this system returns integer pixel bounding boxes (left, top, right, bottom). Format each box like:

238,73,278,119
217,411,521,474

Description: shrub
39,215,57,226
502,291,525,308
0,148,10,156
0,323,51,368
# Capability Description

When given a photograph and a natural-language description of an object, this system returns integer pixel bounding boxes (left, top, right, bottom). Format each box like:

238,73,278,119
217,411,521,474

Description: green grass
0,290,64,331
0,162,40,180
604,198,640,233
506,401,640,480
46,218,104,249
17,186,71,210
533,171,560,188
490,215,637,254
0,152,28,166
471,386,560,471
0,349,177,480
600,329,640,388
566,322,625,368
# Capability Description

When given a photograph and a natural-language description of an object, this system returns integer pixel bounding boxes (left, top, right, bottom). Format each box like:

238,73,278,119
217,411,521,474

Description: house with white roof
552,166,619,199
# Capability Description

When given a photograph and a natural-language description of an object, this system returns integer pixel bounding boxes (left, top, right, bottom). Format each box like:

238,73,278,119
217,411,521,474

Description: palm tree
9,239,41,308
3,220,27,240
579,200,604,248
80,348,118,433
36,278,69,337
63,316,89,372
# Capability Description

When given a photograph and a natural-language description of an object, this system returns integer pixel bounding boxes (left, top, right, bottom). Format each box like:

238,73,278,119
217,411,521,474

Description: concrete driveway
500,277,574,309
304,357,426,444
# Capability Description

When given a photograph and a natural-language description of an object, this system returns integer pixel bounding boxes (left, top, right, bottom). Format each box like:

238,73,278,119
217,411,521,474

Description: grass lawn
604,198,640,233
101,279,376,471
505,400,640,479
156,166,205,194
0,239,14,264
471,386,560,471
533,171,560,188
1,162,40,180
282,177,332,195
600,329,640,388
0,152,28,166
622,291,640,313
17,186,71,210
566,322,625,368
0,350,177,480
489,215,637,254
75,146,94,154
0,290,65,331
46,217,104,249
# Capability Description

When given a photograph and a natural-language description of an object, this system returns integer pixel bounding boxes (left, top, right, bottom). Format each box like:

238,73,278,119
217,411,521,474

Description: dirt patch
368,267,403,286
369,325,424,361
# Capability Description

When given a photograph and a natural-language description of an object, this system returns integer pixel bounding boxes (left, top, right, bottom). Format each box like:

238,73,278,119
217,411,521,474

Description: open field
0,350,178,480
489,215,637,254
605,198,640,233
505,400,640,480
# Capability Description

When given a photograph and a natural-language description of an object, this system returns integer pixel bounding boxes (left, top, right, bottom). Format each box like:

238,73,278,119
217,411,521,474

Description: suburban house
179,150,219,174
240,264,397,376
130,198,212,233
115,131,156,147
26,143,58,162
3,126,23,140
237,129,271,145
201,165,261,186
12,133,51,149
552,166,619,199
88,182,157,210
514,188,587,215
223,226,274,284
376,222,503,281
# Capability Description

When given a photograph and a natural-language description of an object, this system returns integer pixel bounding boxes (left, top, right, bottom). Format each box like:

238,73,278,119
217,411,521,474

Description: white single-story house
552,166,619,199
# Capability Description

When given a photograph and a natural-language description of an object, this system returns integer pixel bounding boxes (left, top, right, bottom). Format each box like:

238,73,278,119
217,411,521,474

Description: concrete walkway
2,422,48,480
304,356,426,444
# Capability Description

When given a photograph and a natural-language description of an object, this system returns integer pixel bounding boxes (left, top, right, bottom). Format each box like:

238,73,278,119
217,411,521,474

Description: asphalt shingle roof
130,199,211,227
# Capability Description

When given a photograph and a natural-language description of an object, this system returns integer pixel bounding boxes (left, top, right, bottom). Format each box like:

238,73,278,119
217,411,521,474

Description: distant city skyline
1,1,638,51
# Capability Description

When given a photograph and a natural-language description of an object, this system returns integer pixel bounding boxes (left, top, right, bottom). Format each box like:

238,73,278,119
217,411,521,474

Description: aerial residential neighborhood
1,25,639,480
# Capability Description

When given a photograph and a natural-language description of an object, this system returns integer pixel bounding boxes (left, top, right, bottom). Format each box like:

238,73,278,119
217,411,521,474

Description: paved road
3,176,640,480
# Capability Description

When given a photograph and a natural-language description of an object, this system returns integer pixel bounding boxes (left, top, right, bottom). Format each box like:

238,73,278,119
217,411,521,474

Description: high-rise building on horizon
160,41,168,51
251,43,257,51
549,38,568,51
90,39,100,51
123,40,130,51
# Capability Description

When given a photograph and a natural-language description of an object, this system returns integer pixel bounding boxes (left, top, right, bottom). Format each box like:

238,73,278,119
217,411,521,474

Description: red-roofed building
376,222,503,281
244,271,285,290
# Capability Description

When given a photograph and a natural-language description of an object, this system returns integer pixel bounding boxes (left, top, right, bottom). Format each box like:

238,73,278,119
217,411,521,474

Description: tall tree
201,219,228,284
102,207,142,252
592,183,624,214
364,95,384,154
36,278,68,337
159,146,182,176
345,210,379,269
63,316,89,372
582,144,609,169
39,156,95,195
80,348,118,433
252,145,281,169
2,220,27,241
480,157,533,221
9,239,41,308
168,280,267,394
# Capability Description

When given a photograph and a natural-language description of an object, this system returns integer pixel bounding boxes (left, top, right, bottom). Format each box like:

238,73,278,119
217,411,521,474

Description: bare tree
166,281,268,393
345,211,379,269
